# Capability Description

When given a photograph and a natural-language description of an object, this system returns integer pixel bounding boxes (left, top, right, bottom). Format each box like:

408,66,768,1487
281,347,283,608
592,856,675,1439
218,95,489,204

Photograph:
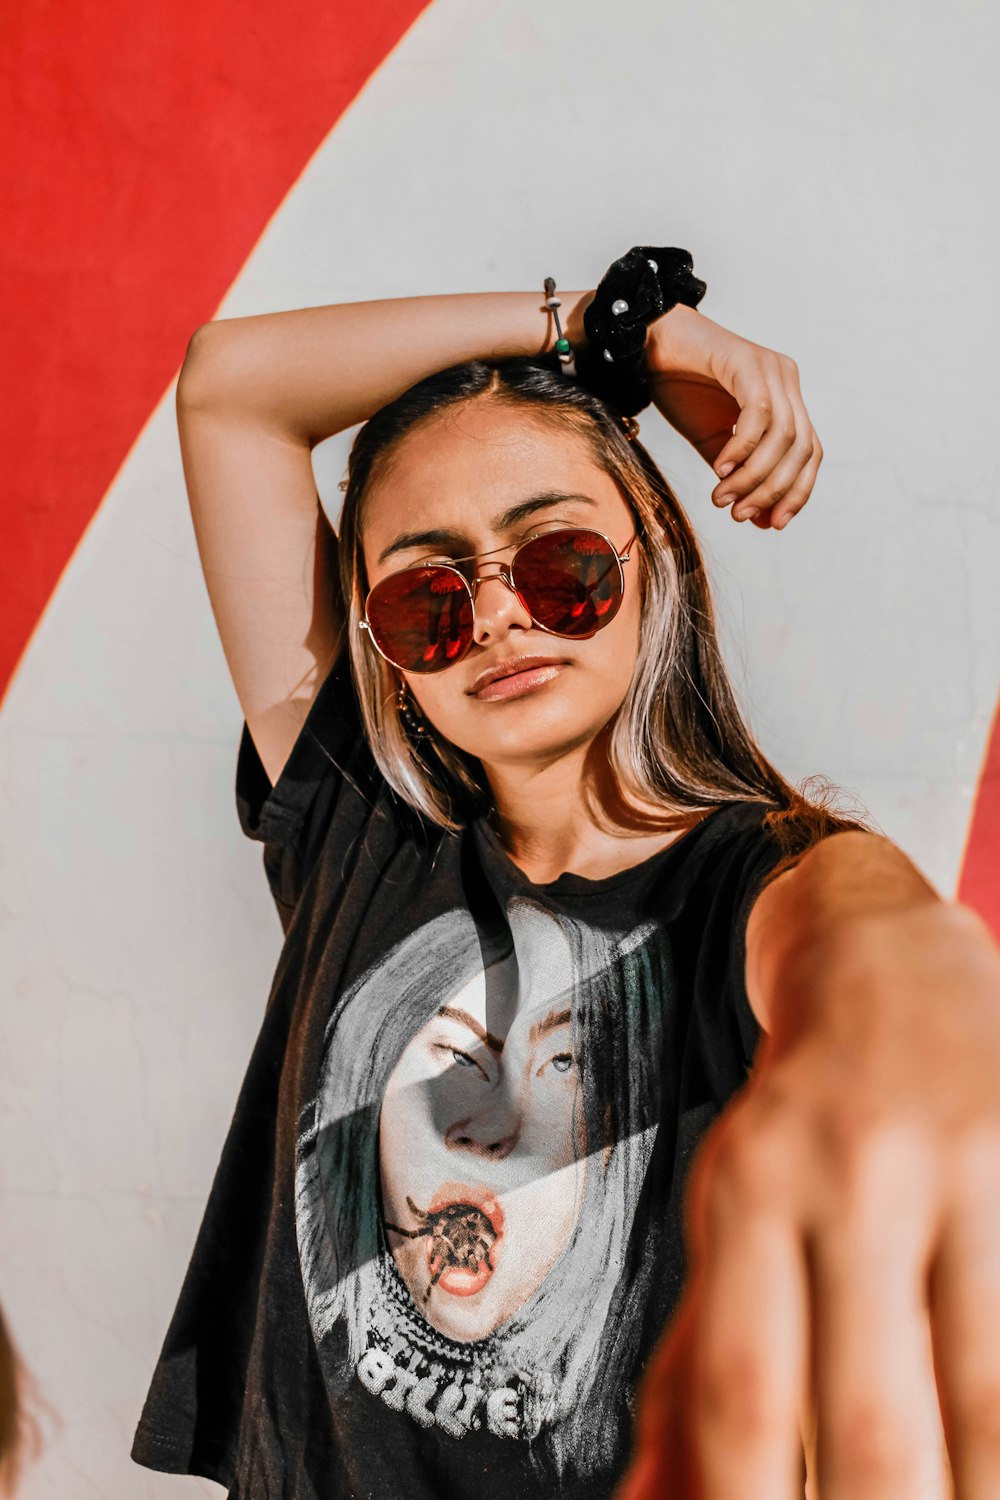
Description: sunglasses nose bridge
468,558,515,595
467,562,532,637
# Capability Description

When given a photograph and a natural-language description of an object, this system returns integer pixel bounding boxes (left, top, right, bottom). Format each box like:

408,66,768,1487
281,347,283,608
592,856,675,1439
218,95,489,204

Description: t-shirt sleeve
688,804,792,1085
726,819,795,1069
235,650,384,927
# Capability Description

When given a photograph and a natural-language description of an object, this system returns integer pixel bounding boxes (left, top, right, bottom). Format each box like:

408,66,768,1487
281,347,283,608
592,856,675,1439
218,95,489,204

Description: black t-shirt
131,654,792,1499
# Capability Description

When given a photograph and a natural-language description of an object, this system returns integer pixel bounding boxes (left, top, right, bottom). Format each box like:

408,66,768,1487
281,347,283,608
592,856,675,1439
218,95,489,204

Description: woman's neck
482,741,711,885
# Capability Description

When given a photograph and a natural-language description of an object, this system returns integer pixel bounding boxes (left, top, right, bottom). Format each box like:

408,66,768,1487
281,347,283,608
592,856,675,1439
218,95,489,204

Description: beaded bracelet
543,277,577,378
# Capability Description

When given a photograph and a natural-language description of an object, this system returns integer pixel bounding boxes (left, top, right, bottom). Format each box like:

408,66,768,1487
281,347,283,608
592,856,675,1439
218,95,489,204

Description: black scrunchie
573,245,707,417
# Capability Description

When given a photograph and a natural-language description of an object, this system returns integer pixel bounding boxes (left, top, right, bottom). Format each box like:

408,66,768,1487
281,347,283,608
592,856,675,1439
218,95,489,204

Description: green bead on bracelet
544,277,577,376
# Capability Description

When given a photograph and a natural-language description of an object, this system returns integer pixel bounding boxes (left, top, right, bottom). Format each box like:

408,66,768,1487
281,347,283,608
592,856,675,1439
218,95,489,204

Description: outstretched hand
645,305,823,531
617,902,1000,1500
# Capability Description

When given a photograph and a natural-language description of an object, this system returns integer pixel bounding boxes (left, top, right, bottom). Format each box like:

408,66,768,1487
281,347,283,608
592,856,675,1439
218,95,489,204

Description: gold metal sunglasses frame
358,525,638,672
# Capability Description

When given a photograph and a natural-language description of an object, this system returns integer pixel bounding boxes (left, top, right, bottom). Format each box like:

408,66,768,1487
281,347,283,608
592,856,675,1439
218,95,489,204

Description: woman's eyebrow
494,491,598,531
376,491,598,565
436,1005,504,1054
528,1007,572,1046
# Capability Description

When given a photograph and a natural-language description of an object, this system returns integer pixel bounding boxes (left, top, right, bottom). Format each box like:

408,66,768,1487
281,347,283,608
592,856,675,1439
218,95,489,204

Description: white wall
2,1,998,1493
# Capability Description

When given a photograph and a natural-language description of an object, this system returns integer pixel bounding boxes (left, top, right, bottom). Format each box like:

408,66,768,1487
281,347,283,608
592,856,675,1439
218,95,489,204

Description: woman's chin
398,1260,534,1344
390,1208,579,1343
457,715,611,771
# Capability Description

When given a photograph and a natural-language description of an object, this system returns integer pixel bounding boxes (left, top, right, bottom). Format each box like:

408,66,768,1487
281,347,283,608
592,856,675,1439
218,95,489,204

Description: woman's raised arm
180,291,591,444
175,283,822,787
175,290,589,788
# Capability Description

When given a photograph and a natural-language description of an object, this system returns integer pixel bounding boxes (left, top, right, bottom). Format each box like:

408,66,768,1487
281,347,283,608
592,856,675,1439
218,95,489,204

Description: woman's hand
645,305,823,531
618,902,1000,1500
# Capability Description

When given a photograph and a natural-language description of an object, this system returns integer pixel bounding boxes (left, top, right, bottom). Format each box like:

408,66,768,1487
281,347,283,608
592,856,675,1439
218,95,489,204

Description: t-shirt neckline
472,802,733,899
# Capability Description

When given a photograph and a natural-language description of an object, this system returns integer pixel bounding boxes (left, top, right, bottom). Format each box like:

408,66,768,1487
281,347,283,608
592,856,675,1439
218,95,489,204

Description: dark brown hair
336,355,874,879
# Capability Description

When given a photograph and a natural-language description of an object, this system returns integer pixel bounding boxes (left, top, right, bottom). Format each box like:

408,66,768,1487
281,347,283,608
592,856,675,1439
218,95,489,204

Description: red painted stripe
3,2,995,933
0,0,430,703
957,689,1000,937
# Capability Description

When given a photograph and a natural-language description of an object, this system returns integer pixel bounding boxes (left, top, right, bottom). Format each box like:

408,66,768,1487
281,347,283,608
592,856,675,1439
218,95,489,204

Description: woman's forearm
177,290,593,448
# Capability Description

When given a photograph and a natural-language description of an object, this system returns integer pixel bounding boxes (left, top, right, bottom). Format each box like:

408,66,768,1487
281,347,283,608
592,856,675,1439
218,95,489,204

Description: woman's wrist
644,303,717,379
562,290,595,353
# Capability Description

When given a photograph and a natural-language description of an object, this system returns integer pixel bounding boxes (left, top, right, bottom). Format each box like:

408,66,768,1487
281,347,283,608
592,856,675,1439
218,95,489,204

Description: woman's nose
444,1085,522,1160
470,572,533,647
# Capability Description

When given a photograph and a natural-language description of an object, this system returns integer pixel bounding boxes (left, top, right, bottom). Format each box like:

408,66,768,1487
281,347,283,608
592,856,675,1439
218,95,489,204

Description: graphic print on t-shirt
294,896,673,1480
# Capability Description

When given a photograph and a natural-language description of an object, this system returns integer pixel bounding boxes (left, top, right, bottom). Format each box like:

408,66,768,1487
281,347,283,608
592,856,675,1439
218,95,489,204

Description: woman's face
360,400,642,771
378,908,588,1343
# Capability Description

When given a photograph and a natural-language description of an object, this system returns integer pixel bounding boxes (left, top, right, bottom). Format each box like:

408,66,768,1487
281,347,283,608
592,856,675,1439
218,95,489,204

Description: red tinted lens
365,566,474,672
512,530,624,636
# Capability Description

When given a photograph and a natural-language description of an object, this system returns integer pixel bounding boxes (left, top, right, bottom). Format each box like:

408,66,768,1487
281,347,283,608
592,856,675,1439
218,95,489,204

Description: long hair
295,903,674,1479
335,355,874,864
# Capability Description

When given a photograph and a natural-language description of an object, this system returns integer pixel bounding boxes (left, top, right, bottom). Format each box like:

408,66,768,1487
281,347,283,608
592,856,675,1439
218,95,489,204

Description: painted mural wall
2,1,997,1493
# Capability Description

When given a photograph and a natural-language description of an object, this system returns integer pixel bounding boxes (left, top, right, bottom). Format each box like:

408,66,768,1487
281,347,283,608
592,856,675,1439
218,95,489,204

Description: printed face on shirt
378,908,587,1343
359,399,643,775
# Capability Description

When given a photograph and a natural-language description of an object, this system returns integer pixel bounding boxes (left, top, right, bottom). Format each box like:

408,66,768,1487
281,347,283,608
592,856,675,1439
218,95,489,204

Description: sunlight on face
360,399,642,772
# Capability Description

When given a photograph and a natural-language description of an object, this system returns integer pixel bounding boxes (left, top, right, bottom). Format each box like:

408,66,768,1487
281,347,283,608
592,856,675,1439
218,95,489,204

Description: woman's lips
472,663,566,702
426,1183,505,1298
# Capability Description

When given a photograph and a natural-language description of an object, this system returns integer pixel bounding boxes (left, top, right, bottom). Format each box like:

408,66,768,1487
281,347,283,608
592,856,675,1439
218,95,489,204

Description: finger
621,1275,809,1500
690,1212,810,1497
737,437,824,531
770,445,823,530
809,1136,950,1500
767,372,822,527
710,375,782,499
731,383,819,520
621,1293,701,1498
711,375,774,481
613,1449,663,1500
927,1148,1000,1499
733,435,821,528
730,439,811,522
710,354,799,492
712,391,799,511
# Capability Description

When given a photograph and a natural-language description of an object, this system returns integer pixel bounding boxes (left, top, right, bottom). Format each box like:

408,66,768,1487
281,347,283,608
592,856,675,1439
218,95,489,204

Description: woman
132,252,1000,1500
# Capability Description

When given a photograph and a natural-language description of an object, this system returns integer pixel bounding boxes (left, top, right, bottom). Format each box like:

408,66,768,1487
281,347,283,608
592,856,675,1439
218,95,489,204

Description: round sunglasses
359,526,638,674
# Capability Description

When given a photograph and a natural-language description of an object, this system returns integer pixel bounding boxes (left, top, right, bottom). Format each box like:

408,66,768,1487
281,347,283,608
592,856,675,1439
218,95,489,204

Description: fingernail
736,507,759,522
716,461,735,478
715,492,735,507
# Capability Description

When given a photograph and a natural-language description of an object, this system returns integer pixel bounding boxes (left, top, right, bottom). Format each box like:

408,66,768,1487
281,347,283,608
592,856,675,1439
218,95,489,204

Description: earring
397,682,429,738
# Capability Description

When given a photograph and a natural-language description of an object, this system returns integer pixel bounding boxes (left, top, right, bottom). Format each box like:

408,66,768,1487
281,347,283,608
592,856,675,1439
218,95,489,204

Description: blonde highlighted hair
336,356,873,873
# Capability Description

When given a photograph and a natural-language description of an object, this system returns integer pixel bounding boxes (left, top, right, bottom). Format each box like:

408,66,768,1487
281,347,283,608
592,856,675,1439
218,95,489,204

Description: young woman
132,255,1000,1500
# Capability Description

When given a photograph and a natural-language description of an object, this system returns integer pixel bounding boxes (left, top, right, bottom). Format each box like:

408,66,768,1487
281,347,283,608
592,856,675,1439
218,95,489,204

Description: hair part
336,355,874,868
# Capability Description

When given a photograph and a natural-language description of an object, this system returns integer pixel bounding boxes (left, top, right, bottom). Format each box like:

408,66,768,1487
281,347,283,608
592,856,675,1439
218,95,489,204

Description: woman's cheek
380,1045,445,1149
525,1072,586,1165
